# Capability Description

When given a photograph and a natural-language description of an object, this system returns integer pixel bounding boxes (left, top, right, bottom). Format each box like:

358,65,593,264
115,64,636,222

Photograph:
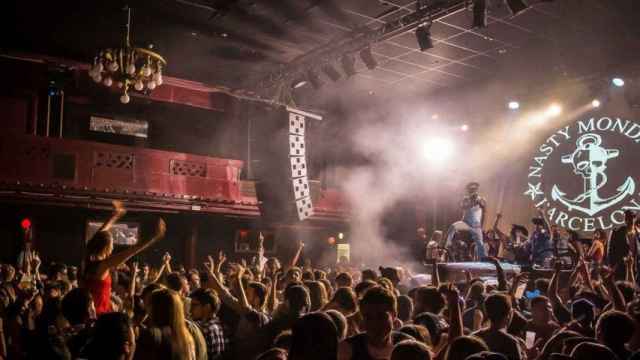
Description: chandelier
88,6,167,104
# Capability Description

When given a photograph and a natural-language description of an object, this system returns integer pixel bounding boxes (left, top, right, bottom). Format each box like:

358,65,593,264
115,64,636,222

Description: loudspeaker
253,107,318,222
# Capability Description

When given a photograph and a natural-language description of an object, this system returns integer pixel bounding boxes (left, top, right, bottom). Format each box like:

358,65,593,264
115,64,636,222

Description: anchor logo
551,133,635,216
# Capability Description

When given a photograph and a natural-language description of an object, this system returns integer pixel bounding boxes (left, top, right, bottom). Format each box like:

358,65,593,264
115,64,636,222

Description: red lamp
21,218,32,230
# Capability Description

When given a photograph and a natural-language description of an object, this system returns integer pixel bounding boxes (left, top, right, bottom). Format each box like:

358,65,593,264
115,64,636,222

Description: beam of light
612,77,625,87
546,103,562,117
508,101,520,110
422,137,454,165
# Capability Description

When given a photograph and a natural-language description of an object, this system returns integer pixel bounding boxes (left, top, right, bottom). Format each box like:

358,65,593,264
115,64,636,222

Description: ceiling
5,0,640,102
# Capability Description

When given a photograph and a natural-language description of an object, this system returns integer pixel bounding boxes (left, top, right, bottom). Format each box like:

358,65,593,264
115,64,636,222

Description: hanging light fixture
88,6,167,104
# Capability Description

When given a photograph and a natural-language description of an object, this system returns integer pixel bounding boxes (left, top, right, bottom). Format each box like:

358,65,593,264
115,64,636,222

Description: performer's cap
466,182,480,191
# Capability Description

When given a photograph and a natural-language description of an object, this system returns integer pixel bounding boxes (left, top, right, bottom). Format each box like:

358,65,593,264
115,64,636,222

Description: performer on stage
445,182,487,260
607,210,638,280
526,207,554,267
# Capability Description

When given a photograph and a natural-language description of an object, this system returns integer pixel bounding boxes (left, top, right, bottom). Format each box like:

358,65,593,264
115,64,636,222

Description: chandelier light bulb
91,8,166,104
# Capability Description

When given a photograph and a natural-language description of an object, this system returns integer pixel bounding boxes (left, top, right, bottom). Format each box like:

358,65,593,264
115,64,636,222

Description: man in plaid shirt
191,288,229,359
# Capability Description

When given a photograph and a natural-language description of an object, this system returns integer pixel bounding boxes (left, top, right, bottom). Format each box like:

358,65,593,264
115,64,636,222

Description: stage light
20,218,32,230
612,77,625,87
338,232,344,240
423,137,454,164
472,0,487,28
322,64,342,82
359,47,377,70
547,103,562,116
508,101,520,110
461,124,469,131
431,114,439,120
307,69,323,90
591,99,601,108
415,24,434,51
505,0,528,16
341,54,356,77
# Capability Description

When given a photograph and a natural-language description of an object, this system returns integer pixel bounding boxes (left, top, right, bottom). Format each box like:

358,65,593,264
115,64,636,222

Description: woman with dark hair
82,312,135,360
587,229,607,264
305,281,328,312
82,200,165,315
444,335,489,360
325,287,358,317
289,312,338,360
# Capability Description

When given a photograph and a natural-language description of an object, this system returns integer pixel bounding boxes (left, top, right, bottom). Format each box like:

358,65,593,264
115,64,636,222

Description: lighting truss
255,0,468,92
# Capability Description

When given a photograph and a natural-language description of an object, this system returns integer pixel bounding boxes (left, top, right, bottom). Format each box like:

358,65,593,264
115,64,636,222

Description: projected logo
524,117,640,231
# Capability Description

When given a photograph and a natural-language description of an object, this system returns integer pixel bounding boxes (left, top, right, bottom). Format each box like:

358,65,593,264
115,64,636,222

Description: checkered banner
286,107,321,221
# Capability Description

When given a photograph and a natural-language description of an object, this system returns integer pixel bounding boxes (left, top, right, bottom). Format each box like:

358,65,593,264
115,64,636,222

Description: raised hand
132,261,139,275
218,251,227,265
162,252,172,265
155,218,167,239
113,200,126,215
205,255,215,273
298,240,305,249
445,283,460,306
31,253,41,269
462,270,472,284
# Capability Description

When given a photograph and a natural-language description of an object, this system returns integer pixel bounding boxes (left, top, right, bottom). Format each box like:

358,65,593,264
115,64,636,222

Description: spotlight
359,47,377,70
322,64,342,82
612,77,625,87
505,0,528,16
591,99,601,108
341,54,356,77
307,69,323,90
338,232,344,240
508,101,520,110
423,137,454,164
415,24,434,51
547,103,562,117
431,114,439,120
472,0,487,28
461,124,469,131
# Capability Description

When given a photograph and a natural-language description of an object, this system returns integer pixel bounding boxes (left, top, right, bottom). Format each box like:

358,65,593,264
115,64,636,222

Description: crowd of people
2,199,640,360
